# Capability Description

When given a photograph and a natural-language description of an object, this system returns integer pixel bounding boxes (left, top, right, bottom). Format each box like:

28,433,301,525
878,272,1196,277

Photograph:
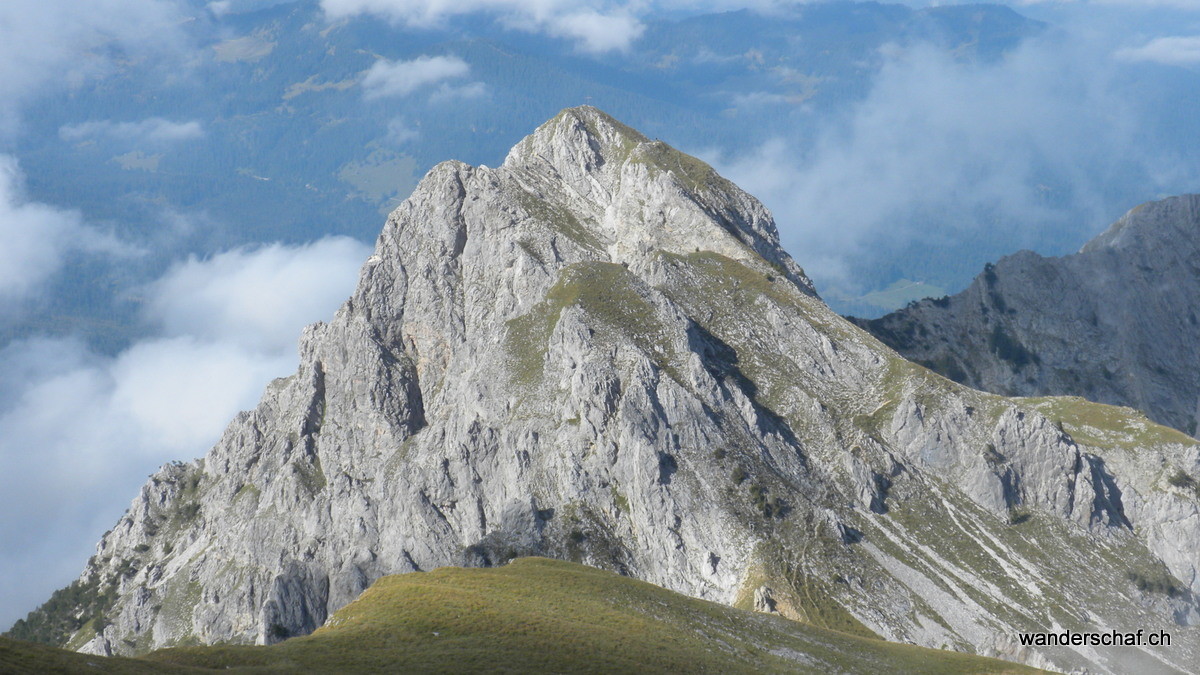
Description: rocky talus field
8,107,1199,674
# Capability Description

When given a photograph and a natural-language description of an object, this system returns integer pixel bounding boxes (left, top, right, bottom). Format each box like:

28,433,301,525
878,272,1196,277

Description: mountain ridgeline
10,108,1200,673
858,194,1200,439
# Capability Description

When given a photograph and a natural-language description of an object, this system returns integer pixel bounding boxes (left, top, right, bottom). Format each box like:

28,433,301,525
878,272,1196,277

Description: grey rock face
36,108,1200,673
859,195,1200,438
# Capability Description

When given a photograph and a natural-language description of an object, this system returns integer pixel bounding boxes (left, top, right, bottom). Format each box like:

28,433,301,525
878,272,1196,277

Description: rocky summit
858,195,1200,441
13,108,1200,673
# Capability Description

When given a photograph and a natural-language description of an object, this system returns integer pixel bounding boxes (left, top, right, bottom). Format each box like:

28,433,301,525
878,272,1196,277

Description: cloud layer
323,0,646,52
146,238,370,352
0,156,130,307
1116,35,1200,65
59,118,205,145
361,55,472,99
0,236,370,630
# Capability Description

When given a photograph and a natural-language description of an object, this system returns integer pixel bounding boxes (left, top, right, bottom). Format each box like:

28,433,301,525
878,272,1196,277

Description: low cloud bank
0,236,370,630
1116,35,1200,66
59,118,205,145
0,156,131,309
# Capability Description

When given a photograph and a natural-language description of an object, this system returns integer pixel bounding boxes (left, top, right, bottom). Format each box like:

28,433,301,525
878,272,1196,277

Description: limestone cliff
18,108,1200,674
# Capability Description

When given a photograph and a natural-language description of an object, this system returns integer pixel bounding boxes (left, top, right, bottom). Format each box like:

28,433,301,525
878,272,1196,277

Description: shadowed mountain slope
858,194,1200,438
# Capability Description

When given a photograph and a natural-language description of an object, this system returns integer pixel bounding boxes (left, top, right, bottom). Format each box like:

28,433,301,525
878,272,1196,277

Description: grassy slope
3,558,1046,674
0,636,193,674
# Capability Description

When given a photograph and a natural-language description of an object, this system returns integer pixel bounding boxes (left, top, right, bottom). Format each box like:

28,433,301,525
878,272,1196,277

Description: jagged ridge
858,194,1200,438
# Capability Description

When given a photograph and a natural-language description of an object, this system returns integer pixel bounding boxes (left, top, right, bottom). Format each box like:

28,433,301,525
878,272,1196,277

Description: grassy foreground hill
3,558,1040,674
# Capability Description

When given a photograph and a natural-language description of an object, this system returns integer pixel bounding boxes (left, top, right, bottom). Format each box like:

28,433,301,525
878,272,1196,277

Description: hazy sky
3,0,1200,631
708,27,1199,288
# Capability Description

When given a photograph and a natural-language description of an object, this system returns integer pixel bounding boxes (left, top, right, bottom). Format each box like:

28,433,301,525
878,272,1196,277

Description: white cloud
427,81,488,104
145,238,370,352
546,10,644,52
730,91,807,108
109,337,297,454
386,118,420,145
1116,35,1200,65
323,0,646,53
0,0,185,134
361,55,471,98
59,118,205,145
0,156,130,306
0,158,83,302
0,236,370,630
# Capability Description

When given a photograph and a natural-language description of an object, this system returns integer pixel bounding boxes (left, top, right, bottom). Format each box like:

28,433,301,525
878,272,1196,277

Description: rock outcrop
17,108,1200,673
858,195,1200,439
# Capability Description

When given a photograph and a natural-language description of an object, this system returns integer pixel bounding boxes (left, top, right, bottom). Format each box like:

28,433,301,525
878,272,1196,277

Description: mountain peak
861,191,1200,437
504,105,648,172
19,109,1200,674
1081,193,1200,254
495,106,816,294
502,104,737,202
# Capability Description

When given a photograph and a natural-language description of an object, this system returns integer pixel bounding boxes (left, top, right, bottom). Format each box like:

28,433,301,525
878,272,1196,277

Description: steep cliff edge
858,194,1200,438
12,108,1200,674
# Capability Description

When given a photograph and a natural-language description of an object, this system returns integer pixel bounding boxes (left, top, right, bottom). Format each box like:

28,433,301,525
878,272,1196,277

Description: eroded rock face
34,108,1200,673
859,194,1200,439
